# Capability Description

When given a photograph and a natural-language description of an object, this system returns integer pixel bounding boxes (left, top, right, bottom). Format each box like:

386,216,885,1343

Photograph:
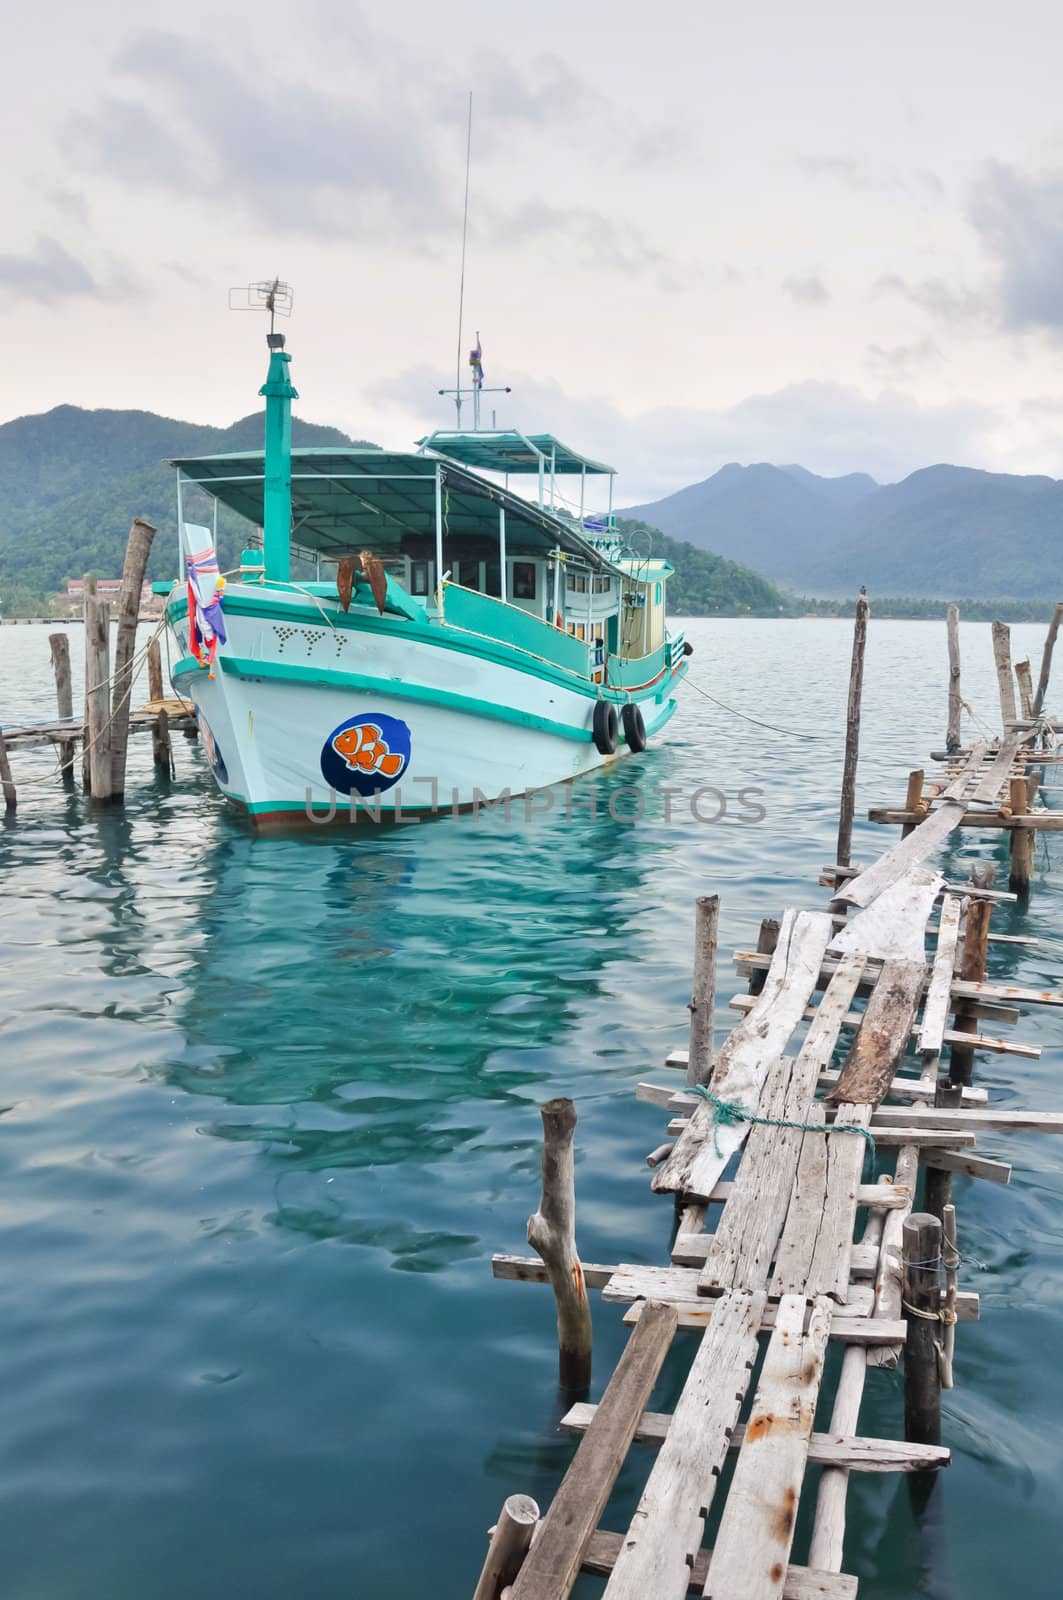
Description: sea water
0,617,1060,1599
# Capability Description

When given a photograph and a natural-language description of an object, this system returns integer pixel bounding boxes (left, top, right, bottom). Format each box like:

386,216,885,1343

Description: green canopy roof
170,446,624,568
417,430,616,476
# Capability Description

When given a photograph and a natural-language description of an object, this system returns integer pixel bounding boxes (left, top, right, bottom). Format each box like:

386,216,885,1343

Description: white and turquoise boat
162,328,689,826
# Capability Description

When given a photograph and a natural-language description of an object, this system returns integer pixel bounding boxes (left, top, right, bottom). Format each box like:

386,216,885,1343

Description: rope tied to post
689,1086,877,1176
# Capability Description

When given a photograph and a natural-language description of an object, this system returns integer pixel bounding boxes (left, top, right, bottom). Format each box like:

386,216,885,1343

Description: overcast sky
6,0,1063,500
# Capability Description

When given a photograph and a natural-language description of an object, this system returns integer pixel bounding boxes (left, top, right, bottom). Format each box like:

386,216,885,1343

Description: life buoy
622,703,647,752
593,700,618,754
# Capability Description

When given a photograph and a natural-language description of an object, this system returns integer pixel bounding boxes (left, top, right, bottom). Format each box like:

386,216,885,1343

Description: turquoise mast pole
259,333,298,582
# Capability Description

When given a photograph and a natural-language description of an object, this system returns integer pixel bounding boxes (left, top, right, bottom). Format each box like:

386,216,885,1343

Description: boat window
593,576,611,594
410,560,429,595
485,562,502,598
567,572,588,594
457,559,480,591
513,561,537,599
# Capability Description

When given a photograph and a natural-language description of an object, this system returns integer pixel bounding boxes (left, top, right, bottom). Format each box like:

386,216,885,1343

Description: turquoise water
0,617,1060,1598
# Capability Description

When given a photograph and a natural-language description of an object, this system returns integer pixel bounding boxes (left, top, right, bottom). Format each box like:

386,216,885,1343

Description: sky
6,0,1063,501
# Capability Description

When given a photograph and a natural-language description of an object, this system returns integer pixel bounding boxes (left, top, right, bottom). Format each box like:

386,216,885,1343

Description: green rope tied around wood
690,1085,877,1177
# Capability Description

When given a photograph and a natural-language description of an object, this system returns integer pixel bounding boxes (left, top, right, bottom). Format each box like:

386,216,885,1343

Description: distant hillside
0,405,365,596
617,519,795,615
625,461,1063,599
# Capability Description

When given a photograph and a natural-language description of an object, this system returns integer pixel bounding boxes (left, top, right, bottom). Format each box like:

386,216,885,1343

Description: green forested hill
0,405,361,598
616,518,795,615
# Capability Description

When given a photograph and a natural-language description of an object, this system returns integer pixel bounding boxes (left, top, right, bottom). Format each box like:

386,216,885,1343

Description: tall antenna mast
454,92,473,429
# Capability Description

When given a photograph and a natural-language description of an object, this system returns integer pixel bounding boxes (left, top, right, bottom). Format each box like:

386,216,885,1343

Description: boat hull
167,586,685,824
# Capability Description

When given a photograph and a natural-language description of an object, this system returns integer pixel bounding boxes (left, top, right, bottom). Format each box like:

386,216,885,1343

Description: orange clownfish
331,722,405,778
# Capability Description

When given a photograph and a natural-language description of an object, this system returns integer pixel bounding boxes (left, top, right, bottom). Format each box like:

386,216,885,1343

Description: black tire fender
592,700,619,755
621,702,647,752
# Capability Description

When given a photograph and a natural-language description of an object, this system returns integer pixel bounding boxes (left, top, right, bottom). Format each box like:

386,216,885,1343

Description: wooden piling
152,707,173,776
48,633,75,775
1033,599,1063,716
83,577,114,803
945,603,962,751
147,638,164,704
991,621,1017,728
924,1082,962,1221
110,518,157,800
526,1098,593,1392
902,1212,943,1448
0,727,16,812
748,916,780,997
900,769,925,840
1015,659,1034,721
1008,774,1033,896
686,894,719,1087
472,1495,540,1600
836,587,869,871
949,899,991,1085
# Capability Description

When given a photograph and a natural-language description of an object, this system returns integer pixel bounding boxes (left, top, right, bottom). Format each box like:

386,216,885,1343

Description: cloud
798,156,874,188
783,273,829,306
865,338,944,382
0,236,135,305
47,188,90,225
374,366,999,500
968,159,1063,330
874,272,987,325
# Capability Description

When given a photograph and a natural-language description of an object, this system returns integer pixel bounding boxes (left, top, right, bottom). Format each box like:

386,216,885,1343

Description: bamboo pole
526,1098,592,1392
1033,600,1063,716
903,1213,943,1448
945,604,962,752
472,1495,540,1600
83,578,113,803
48,632,75,775
0,727,16,812
991,621,1017,728
836,587,869,870
110,517,157,800
686,894,719,1087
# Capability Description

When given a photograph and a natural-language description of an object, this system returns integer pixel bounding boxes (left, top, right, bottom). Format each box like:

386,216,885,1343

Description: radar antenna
229,277,294,348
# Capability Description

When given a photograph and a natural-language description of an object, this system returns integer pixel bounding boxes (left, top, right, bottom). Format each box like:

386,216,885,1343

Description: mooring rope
689,1084,877,1173
680,676,828,741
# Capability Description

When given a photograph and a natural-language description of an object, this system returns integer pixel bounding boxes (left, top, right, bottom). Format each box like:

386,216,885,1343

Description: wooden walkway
476,625,1063,1598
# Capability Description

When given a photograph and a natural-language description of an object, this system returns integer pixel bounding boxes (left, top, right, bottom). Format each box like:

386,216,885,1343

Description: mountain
625,461,1063,599
616,519,795,615
623,463,863,586
0,405,365,596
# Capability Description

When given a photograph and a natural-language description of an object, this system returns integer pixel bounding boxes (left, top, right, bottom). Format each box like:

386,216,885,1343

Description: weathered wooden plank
828,868,942,962
921,1147,1011,1184
825,960,927,1106
703,1296,832,1600
868,805,1063,830
720,999,1040,1060
731,957,1026,1021
608,1260,875,1303
508,1301,677,1600
771,1104,872,1301
698,957,867,1296
991,622,1018,727
666,1117,976,1148
652,910,834,1198
492,1255,616,1288
918,894,963,1059
582,1531,858,1600
561,1406,952,1470
623,1299,906,1342
601,1291,764,1599
857,1106,1063,1134
971,730,1032,804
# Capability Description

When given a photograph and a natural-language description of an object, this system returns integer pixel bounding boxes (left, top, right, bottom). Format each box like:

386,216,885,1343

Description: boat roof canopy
417,430,616,477
170,447,626,569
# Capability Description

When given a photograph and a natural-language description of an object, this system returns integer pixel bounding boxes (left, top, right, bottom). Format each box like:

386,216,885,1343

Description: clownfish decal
319,712,411,797
331,721,405,778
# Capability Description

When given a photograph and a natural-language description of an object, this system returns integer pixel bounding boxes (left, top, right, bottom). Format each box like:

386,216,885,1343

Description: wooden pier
475,602,1063,1599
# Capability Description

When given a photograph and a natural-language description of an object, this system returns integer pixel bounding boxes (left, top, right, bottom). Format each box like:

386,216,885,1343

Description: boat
161,307,690,825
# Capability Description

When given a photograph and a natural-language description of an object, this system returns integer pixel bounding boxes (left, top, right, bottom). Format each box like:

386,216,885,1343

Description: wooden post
836,586,869,870
1033,600,1063,716
686,894,719,1087
1015,658,1034,720
0,728,16,813
110,517,157,800
472,1494,540,1600
903,1212,942,1448
147,638,164,704
83,577,113,803
748,916,779,997
924,1082,962,1221
48,632,75,775
948,899,991,1085
81,575,96,793
1008,774,1032,897
945,603,962,752
991,620,1017,728
152,707,173,776
900,769,925,840
527,1098,592,1392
